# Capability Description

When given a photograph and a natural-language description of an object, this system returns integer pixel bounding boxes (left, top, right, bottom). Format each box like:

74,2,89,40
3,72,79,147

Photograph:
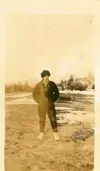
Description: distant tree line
5,81,33,93
5,76,95,93
57,75,95,91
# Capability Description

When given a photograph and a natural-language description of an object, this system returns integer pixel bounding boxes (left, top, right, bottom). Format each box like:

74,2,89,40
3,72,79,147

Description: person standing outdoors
32,70,60,140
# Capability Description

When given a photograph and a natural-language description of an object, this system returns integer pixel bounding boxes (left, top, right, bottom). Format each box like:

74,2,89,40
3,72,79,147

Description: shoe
53,132,60,141
37,132,44,140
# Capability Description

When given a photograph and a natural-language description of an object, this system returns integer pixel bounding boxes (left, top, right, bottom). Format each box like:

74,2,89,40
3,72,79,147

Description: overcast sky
5,13,95,83
1,0,98,83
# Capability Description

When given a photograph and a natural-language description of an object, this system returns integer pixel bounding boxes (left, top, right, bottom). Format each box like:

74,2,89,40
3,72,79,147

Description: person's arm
32,83,40,103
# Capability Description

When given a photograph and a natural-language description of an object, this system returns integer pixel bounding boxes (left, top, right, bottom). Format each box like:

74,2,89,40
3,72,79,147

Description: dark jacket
32,81,59,103
46,81,59,102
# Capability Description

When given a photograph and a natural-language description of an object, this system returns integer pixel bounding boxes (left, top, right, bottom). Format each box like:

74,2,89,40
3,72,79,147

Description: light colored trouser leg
38,105,46,132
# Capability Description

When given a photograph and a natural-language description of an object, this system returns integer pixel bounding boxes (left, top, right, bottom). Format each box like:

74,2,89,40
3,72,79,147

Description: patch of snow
5,98,37,105
5,93,31,98
57,112,93,125
55,107,71,110
60,90,94,95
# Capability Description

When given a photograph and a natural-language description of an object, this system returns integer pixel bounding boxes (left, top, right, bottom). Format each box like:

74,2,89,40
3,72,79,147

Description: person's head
41,70,51,82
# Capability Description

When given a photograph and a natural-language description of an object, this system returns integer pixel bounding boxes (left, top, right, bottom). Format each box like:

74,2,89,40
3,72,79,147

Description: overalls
33,81,58,132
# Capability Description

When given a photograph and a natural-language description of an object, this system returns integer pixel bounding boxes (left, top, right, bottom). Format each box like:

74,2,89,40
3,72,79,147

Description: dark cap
41,70,51,78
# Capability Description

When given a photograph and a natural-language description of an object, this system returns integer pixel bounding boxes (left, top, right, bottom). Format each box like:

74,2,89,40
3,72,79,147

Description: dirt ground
5,93,94,171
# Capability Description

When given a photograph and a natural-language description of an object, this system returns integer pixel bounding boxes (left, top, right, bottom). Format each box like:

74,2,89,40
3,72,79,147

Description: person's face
43,75,49,82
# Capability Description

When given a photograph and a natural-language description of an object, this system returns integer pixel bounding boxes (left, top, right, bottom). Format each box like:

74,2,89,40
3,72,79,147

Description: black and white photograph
1,1,99,171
